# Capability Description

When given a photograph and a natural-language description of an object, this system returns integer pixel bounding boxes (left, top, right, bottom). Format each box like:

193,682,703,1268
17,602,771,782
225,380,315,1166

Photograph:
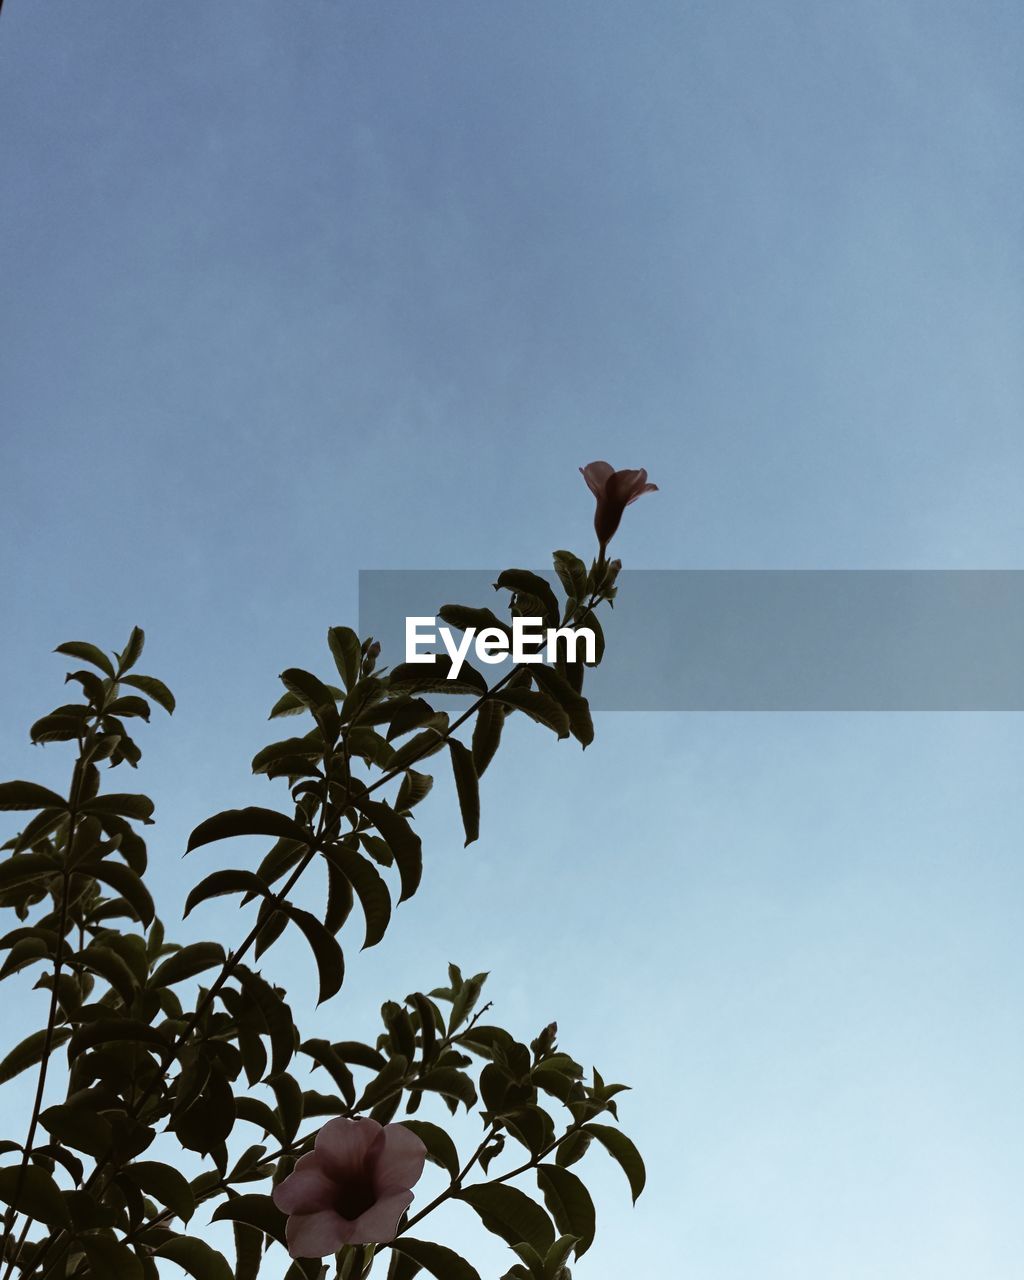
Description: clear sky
1,3,1022,1277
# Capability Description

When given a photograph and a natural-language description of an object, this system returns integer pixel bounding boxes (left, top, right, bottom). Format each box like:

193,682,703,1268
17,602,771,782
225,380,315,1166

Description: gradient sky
1,4,1022,1277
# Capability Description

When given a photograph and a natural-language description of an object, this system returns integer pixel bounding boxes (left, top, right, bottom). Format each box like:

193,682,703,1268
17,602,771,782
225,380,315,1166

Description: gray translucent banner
358,570,1024,711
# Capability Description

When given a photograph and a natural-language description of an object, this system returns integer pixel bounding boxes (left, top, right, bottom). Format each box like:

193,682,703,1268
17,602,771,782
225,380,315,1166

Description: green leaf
69,1018,168,1056
81,793,155,824
389,657,488,697
0,1026,72,1086
0,781,67,812
78,943,139,1006
494,689,570,739
438,604,511,635
117,626,146,673
106,694,152,720
553,1129,592,1167
55,640,116,678
536,1164,596,1257
355,800,422,902
81,1236,145,1280
211,1192,288,1246
529,667,594,748
457,1183,555,1253
448,740,480,846
397,1120,460,1181
0,1164,72,1227
470,699,505,777
583,1123,646,1202
553,550,588,601
280,668,340,741
285,906,345,1003
156,1236,235,1280
39,1103,113,1159
299,1039,356,1108
232,1222,263,1280
320,845,391,949
236,966,296,1076
120,673,176,714
86,858,156,926
392,1239,482,1280
328,626,363,691
544,1234,580,1277
493,570,560,626
396,769,434,811
151,942,227,988
578,609,604,664
128,1159,197,1223
0,851,60,892
183,870,271,917
186,807,310,854
416,1067,477,1111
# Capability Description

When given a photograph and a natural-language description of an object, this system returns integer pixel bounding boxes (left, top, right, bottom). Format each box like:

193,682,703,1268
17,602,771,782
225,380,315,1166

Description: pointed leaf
392,1239,482,1280
448,740,480,846
129,1159,196,1223
583,1123,646,1203
457,1183,555,1253
121,673,176,714
0,1026,72,1086
186,808,309,854
355,800,422,901
328,627,363,691
536,1163,596,1257
55,640,115,678
320,846,391,949
0,782,66,812
156,1237,234,1280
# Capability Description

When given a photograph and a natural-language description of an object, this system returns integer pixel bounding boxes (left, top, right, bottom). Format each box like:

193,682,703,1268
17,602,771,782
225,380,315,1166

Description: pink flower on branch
579,461,658,557
272,1117,427,1258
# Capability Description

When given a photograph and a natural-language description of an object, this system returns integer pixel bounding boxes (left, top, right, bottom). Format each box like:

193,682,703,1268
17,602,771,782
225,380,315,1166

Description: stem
30,588,607,1276
1,751,86,1280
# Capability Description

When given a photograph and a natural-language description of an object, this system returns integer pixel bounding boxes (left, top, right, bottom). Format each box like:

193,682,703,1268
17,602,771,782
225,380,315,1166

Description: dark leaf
583,1123,646,1203
186,807,310,854
495,689,570,738
355,800,422,902
121,673,176,714
117,626,146,673
0,781,66,812
392,1239,482,1280
529,667,594,748
0,1164,72,1227
328,626,363,691
0,1026,72,1086
211,1192,288,1246
389,657,488,697
321,845,391,949
156,1236,235,1280
81,793,155,824
128,1159,196,1223
448,740,480,846
536,1164,596,1257
184,870,271,917
397,1120,460,1181
457,1183,555,1253
151,942,227,988
493,570,560,626
55,640,115,678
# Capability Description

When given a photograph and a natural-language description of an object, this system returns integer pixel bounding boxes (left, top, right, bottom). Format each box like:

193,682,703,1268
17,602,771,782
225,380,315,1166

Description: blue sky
1,3,1022,1276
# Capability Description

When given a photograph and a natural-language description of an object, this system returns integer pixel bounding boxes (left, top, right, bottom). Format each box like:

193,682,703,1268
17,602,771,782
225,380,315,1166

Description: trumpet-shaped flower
272,1117,427,1258
579,461,657,556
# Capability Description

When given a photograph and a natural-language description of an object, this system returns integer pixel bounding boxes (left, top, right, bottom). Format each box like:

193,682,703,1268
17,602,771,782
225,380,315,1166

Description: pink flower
579,461,658,556
272,1117,427,1258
